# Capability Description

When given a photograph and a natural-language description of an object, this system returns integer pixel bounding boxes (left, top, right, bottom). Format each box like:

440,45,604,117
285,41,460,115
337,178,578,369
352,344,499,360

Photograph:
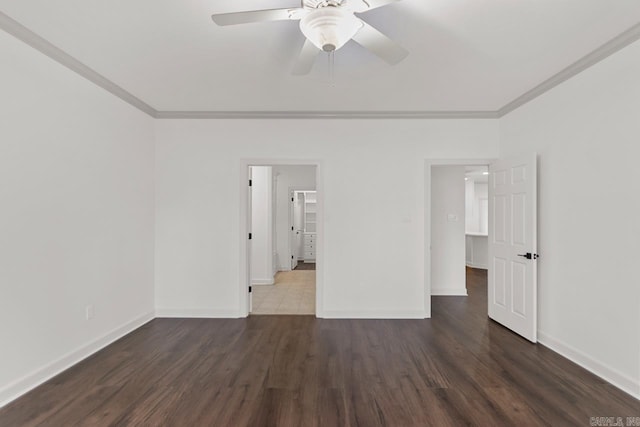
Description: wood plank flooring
1,268,638,426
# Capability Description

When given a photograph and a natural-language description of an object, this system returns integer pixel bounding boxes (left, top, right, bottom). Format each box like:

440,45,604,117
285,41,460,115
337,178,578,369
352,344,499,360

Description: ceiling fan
211,0,408,75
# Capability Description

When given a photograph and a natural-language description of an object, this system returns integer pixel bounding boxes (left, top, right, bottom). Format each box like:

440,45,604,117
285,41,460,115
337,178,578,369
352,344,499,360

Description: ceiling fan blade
212,8,305,26
351,21,408,65
352,0,401,13
292,39,320,75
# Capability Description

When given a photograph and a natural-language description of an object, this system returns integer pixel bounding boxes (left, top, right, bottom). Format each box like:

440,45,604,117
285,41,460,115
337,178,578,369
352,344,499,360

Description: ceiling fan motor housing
299,6,363,52
304,0,345,9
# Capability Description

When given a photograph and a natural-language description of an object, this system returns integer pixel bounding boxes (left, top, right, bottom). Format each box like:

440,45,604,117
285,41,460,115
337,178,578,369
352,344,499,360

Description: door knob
517,253,539,260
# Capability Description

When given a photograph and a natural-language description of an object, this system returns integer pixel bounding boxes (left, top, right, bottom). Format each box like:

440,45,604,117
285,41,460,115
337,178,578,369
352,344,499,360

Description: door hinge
291,226,294,231
249,286,252,293
249,179,252,187
291,197,294,202
248,233,252,240
291,255,294,259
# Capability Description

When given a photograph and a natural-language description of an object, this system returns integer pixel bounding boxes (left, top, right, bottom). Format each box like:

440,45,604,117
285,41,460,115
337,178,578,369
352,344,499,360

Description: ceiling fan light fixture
299,7,363,52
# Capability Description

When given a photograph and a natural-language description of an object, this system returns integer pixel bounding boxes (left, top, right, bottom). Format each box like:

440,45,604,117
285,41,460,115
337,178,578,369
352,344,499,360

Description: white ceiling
1,0,639,112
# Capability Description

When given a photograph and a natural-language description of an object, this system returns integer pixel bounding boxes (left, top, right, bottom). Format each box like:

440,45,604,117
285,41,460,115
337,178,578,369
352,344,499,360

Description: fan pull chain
328,50,335,86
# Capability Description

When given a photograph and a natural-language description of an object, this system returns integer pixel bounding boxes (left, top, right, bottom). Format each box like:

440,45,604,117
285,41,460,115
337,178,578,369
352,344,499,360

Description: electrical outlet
86,305,94,320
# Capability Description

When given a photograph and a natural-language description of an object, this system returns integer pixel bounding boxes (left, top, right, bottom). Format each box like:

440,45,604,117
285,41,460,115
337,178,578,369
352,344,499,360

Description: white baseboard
431,288,468,296
538,331,640,400
251,278,274,286
155,308,241,318
321,310,427,319
0,311,154,409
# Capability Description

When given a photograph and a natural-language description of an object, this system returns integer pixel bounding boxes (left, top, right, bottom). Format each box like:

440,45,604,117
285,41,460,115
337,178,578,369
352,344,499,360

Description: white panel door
290,191,298,270
488,153,538,342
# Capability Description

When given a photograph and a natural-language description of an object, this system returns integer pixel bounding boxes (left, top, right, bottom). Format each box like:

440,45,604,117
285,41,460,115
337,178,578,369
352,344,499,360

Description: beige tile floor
251,270,315,315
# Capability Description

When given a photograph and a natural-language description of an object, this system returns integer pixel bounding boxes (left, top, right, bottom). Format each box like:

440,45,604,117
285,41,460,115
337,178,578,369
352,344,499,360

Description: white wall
250,166,274,285
431,166,467,295
465,180,488,234
499,39,640,398
154,119,499,318
475,183,488,234
273,166,316,271
0,31,155,406
465,179,475,232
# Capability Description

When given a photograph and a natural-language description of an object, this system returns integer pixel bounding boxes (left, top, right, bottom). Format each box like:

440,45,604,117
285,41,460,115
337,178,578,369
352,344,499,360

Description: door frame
239,159,324,318
424,158,495,318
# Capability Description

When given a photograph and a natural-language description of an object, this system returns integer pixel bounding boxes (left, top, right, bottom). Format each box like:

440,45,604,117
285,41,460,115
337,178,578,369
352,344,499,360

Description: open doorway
464,166,489,272
427,156,538,342
290,190,316,272
247,165,317,315
428,162,490,311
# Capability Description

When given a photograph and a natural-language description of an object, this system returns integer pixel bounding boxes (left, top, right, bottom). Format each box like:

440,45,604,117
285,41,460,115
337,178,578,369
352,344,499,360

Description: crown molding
154,110,499,119
0,11,157,117
1,10,639,120
498,22,640,116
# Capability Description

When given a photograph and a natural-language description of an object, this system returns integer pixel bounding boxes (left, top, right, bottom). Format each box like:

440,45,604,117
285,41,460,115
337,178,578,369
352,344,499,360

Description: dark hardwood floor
1,268,638,426
293,262,316,271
